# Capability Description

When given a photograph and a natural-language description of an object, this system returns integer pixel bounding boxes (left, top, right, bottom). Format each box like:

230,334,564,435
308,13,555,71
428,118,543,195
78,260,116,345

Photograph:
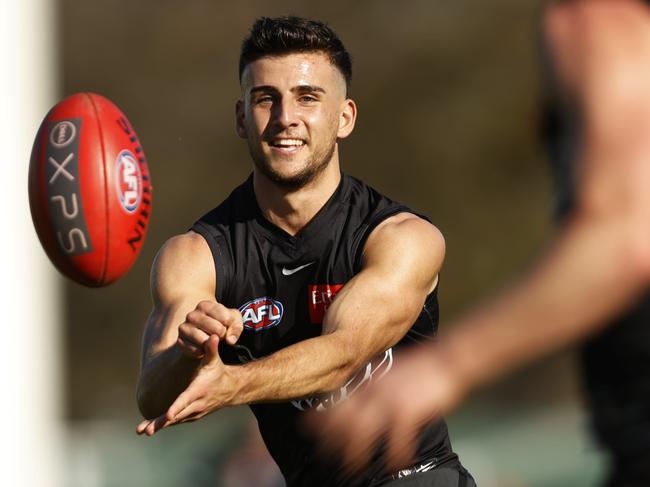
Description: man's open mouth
269,138,305,149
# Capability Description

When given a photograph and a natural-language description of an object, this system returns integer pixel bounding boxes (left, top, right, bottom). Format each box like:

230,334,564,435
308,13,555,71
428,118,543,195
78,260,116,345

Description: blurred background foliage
59,0,603,485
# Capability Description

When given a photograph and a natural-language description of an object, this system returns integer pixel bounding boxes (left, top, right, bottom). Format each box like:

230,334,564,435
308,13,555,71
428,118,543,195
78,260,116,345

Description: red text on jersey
308,284,343,324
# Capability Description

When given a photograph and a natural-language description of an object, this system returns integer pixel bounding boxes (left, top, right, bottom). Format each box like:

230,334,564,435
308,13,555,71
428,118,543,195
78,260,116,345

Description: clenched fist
177,301,244,359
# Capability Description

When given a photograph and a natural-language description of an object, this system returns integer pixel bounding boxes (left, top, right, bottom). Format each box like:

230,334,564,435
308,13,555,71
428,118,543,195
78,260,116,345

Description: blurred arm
440,0,650,400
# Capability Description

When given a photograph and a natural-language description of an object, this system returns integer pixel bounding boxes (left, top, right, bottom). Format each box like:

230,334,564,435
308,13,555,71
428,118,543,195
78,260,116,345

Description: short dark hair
239,16,352,91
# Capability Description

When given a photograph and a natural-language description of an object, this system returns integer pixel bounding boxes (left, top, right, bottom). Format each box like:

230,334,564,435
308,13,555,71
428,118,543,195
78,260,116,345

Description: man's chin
264,171,314,190
255,164,323,191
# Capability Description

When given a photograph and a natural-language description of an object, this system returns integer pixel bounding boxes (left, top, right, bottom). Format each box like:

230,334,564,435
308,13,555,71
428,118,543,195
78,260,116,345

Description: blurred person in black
546,0,650,484
317,1,650,486
135,16,474,487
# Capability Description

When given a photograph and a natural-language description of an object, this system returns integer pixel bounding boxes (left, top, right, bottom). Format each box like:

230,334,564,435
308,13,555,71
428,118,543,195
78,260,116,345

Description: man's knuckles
179,321,205,336
184,302,243,342
185,309,203,324
227,311,244,330
228,309,244,326
196,300,218,313
214,308,241,327
194,301,241,322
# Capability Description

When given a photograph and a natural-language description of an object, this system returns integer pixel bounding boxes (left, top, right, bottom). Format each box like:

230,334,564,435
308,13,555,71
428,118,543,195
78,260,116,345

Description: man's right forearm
137,344,200,419
438,202,650,403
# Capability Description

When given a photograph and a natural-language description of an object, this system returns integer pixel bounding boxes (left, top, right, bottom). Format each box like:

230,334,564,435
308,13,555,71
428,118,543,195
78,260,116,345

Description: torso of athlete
191,173,463,486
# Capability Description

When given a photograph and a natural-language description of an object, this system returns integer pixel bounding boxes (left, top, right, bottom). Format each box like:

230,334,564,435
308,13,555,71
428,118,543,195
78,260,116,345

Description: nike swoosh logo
282,261,316,276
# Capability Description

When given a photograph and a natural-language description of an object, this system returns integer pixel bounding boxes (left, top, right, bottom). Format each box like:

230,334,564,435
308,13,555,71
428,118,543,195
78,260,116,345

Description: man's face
237,51,356,189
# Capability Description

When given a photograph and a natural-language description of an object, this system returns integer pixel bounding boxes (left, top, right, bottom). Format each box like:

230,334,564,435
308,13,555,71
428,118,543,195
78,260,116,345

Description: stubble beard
249,134,338,191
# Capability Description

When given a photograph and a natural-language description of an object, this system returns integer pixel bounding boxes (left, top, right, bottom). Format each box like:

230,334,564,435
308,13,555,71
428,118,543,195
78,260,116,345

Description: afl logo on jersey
239,297,284,331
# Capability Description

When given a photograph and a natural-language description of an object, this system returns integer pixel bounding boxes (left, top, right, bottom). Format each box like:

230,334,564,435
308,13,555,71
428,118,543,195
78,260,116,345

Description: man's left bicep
323,215,445,354
362,214,445,296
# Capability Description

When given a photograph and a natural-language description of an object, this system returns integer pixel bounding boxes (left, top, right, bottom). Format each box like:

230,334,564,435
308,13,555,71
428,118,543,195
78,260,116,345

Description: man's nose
271,98,300,128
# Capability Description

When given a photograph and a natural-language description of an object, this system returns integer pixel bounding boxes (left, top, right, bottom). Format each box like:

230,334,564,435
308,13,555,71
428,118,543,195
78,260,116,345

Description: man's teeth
273,139,304,147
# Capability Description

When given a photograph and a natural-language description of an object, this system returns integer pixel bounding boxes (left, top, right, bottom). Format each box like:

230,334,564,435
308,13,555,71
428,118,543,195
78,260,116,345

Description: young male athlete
135,16,475,486
317,1,650,485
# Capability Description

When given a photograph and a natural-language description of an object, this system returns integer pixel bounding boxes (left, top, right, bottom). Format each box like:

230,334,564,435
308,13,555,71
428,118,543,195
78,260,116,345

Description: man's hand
177,301,244,359
137,335,236,436
311,346,467,474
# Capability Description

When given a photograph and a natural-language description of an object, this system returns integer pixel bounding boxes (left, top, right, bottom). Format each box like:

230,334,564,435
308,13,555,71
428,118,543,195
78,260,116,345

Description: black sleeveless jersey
545,93,650,458
191,174,461,486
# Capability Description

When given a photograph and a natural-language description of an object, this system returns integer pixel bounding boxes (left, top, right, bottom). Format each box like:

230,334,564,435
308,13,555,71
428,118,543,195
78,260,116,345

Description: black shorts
370,467,476,487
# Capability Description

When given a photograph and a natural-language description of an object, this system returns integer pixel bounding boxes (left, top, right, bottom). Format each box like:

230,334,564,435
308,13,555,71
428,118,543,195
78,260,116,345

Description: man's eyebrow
249,85,279,96
248,84,327,96
292,85,326,94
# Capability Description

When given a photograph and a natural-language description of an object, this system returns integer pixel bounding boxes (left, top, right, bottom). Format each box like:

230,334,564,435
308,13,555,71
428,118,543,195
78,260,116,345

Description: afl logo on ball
49,121,77,148
115,150,142,213
239,297,284,331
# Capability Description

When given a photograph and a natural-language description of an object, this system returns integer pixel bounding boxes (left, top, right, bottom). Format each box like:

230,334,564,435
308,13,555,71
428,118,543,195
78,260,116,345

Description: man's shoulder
362,214,445,292
151,232,216,303
156,232,213,268
370,213,443,247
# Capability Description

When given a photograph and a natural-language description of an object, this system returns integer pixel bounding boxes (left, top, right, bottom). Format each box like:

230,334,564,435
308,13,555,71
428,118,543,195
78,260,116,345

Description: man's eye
299,95,317,103
255,96,273,104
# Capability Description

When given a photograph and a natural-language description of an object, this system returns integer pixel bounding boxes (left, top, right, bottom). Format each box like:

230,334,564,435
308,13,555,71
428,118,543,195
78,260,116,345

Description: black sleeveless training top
191,173,461,486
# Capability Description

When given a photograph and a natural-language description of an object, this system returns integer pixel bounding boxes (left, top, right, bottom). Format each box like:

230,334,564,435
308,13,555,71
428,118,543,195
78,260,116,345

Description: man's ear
235,100,247,139
337,98,357,139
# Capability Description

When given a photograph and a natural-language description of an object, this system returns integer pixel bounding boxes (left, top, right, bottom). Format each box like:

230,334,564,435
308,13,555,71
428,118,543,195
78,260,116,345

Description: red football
28,93,152,287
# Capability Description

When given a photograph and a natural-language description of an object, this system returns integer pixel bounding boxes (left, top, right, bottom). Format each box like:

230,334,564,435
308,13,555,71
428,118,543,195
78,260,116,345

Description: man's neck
253,162,342,237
